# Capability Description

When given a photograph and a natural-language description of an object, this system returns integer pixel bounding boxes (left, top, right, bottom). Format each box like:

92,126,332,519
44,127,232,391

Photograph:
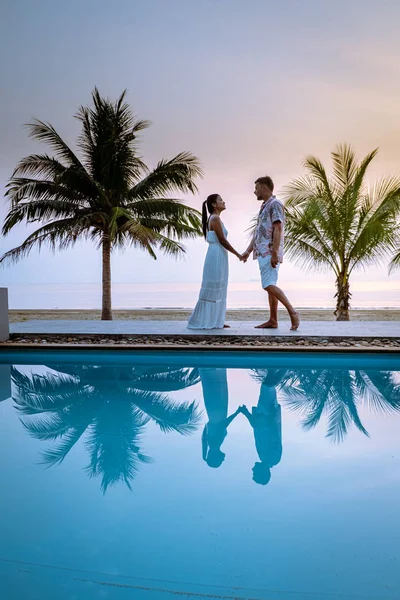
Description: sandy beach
9,308,400,323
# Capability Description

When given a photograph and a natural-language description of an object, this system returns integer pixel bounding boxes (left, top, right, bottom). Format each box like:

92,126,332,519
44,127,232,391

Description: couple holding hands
188,175,300,331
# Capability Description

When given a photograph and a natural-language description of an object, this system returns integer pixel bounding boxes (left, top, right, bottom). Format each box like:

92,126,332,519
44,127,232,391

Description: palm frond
389,247,400,272
40,427,88,467
132,367,200,392
283,175,325,208
359,371,400,412
350,148,379,204
75,88,149,188
4,176,91,211
83,402,151,493
347,194,399,273
26,119,84,170
117,220,188,258
131,390,202,435
20,414,70,441
331,144,359,189
127,197,202,232
302,157,336,203
128,152,203,199
0,216,93,264
12,154,69,180
11,368,84,412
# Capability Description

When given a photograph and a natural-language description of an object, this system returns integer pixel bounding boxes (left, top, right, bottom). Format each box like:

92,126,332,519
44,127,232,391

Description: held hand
241,251,250,263
271,251,279,268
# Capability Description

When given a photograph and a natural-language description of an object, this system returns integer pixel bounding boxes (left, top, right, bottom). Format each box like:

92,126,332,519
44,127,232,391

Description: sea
7,281,400,310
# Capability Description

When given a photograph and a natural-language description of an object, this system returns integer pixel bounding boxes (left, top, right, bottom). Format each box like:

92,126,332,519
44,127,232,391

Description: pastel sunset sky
1,0,400,304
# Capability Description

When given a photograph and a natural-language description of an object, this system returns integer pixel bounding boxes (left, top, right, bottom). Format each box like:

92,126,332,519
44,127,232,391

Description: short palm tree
284,145,400,320
1,88,203,319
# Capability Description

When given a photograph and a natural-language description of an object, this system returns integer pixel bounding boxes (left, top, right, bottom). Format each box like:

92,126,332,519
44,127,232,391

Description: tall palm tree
283,145,400,320
1,88,203,319
11,364,201,493
279,368,400,442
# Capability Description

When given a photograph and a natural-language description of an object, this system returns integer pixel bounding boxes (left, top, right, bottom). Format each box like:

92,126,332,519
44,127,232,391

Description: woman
188,194,243,330
199,368,241,468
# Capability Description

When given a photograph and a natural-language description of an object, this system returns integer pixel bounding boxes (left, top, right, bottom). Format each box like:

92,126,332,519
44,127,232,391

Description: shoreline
9,308,400,322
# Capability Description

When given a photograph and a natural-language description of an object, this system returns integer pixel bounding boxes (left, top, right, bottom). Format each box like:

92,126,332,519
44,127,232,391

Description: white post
0,288,9,342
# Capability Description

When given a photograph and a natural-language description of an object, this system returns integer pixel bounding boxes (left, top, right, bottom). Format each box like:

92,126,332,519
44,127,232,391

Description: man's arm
241,233,255,262
238,405,254,426
270,200,285,268
270,221,282,268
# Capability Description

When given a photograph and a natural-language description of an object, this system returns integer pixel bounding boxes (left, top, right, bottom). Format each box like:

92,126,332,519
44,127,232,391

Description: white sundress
187,224,229,329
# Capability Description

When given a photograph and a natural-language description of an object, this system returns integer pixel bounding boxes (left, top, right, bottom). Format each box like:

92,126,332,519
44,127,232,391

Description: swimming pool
0,350,399,600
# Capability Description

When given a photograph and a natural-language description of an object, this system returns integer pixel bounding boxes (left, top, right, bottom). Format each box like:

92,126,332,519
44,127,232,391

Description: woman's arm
210,216,243,260
221,407,242,428
241,234,255,262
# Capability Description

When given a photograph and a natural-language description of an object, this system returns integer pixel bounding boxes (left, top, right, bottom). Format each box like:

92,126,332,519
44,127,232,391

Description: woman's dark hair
202,194,220,239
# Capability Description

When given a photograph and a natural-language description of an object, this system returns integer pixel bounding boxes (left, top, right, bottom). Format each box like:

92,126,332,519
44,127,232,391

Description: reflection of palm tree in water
241,369,287,486
11,364,201,493
200,368,240,468
280,368,400,442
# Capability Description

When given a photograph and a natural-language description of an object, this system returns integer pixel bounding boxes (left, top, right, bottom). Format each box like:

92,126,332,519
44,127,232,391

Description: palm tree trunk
334,272,351,321
101,234,112,320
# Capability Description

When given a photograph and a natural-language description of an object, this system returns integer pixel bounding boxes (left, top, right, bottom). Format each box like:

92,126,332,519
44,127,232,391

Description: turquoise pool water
0,350,399,600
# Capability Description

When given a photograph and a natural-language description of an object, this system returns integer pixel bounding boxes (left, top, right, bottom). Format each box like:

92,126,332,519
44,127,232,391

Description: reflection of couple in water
200,368,284,485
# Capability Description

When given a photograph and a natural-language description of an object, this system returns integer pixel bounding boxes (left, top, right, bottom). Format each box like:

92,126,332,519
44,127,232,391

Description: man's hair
255,176,274,191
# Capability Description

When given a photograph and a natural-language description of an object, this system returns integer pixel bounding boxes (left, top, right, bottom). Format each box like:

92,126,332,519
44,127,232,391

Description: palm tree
1,88,203,319
11,364,201,493
283,145,400,320
279,368,400,442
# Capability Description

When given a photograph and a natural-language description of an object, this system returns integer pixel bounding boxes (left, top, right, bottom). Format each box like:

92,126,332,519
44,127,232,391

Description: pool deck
9,319,400,339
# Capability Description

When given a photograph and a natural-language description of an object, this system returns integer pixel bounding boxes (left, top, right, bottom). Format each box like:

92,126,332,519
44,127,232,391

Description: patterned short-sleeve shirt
253,196,285,262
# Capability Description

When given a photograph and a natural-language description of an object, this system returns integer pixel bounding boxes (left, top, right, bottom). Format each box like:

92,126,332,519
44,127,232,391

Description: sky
1,0,400,303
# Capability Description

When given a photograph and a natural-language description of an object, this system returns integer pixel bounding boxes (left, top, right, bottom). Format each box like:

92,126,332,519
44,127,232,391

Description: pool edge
1,342,399,354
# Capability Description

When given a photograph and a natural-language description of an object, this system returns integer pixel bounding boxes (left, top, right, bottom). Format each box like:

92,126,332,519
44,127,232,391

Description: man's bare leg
255,291,278,329
256,285,299,330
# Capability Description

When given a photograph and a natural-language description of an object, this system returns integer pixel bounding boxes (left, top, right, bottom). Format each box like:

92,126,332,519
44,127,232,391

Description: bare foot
224,324,231,328
255,321,278,329
290,311,300,331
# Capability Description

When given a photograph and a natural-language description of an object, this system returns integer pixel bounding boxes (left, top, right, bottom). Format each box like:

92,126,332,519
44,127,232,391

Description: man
239,369,285,486
242,176,299,330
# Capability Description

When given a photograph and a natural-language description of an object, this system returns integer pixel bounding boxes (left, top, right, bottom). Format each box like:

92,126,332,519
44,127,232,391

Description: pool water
0,350,399,600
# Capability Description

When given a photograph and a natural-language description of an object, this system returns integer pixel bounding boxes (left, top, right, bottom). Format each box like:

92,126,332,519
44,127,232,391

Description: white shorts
258,256,280,289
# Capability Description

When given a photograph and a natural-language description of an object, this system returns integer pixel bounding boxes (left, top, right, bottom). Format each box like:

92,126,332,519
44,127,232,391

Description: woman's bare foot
254,321,278,329
290,311,300,331
224,324,231,328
